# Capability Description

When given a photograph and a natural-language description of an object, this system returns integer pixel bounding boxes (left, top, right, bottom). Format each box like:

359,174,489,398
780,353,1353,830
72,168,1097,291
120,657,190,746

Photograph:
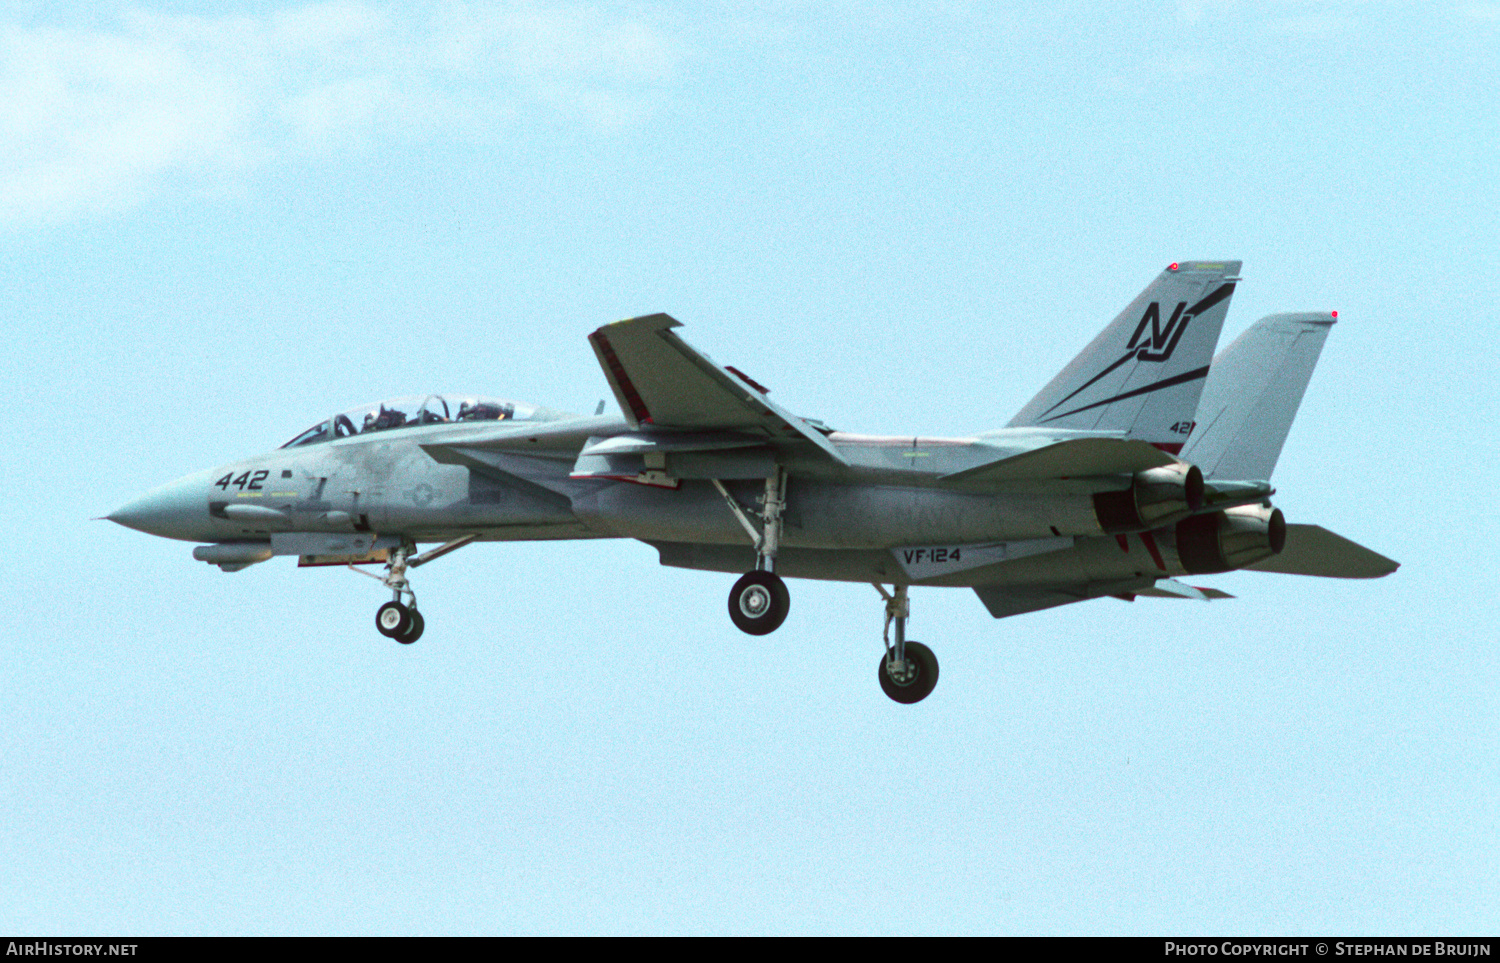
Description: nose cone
108,468,217,541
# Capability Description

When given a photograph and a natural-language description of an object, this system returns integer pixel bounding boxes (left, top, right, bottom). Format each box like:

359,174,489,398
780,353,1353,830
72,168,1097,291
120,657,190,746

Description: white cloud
1458,2,1500,20
0,2,680,226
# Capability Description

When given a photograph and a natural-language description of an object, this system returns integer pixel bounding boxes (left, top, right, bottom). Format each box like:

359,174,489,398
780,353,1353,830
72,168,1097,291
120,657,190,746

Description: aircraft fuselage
110,410,1280,594
115,415,1138,549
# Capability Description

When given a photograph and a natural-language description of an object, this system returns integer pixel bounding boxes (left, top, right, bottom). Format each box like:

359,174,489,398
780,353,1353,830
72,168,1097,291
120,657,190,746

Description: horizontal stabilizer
942,436,1174,486
1245,524,1399,579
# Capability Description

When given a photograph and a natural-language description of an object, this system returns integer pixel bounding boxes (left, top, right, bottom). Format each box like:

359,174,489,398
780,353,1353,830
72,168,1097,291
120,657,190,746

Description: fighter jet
109,261,1397,703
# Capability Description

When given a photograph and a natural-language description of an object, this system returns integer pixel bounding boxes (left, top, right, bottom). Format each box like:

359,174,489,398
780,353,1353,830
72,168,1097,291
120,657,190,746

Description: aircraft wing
589,314,846,463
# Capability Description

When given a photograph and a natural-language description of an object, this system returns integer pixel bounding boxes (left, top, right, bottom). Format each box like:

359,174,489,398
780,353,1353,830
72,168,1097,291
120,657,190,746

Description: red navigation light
1331,310,1338,318
1168,262,1179,271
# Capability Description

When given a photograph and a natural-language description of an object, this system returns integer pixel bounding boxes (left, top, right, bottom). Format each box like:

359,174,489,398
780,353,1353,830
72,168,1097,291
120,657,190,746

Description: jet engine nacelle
1172,503,1286,574
1093,463,1205,533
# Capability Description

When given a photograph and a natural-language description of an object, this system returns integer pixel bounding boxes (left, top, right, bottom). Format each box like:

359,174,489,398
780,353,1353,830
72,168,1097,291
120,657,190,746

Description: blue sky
3,0,1497,934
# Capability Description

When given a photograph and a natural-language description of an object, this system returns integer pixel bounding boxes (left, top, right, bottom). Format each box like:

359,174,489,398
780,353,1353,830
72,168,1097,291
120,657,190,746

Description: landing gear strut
349,535,476,645
714,468,791,635
874,584,938,704
371,544,424,644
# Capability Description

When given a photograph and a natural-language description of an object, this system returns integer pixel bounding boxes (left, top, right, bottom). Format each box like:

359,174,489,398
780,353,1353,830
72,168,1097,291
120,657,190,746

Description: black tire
878,641,939,704
727,570,790,635
395,609,425,645
376,601,410,638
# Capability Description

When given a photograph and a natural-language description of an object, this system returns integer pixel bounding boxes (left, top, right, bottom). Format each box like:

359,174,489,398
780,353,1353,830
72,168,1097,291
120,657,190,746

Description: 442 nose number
214,470,269,491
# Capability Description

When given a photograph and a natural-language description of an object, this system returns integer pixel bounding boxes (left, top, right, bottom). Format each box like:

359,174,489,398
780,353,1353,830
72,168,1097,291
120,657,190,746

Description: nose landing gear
371,545,425,644
348,535,476,645
874,584,938,704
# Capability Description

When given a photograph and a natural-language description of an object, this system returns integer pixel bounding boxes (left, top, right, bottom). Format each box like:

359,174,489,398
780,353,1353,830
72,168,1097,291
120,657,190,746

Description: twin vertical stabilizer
1181,312,1337,481
1008,261,1241,449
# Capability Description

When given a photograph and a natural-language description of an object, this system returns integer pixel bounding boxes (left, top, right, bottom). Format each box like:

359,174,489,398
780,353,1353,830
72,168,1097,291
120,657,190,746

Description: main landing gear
714,468,791,636
874,584,938,704
348,535,476,645
708,469,938,703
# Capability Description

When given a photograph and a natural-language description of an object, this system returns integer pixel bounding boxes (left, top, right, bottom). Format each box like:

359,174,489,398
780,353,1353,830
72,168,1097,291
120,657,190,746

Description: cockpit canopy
281,395,543,449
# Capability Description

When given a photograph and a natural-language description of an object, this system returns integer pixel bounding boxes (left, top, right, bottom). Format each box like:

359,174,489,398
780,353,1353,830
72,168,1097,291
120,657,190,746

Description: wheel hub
739,585,771,618
885,656,920,686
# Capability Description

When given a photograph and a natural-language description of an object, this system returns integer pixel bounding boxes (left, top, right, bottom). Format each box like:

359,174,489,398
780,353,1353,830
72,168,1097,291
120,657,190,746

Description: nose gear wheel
376,601,410,637
395,609,424,644
374,600,425,644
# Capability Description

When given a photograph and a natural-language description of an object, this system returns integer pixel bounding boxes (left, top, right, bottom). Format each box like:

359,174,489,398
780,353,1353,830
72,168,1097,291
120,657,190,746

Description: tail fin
1181,311,1336,480
1008,260,1241,449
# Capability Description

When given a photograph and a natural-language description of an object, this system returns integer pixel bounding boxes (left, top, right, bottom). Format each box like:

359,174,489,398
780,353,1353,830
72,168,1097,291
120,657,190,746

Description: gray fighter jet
109,261,1397,703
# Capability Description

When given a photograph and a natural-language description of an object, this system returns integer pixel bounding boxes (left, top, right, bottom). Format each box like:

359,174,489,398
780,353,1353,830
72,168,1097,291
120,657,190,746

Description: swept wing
588,313,845,463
